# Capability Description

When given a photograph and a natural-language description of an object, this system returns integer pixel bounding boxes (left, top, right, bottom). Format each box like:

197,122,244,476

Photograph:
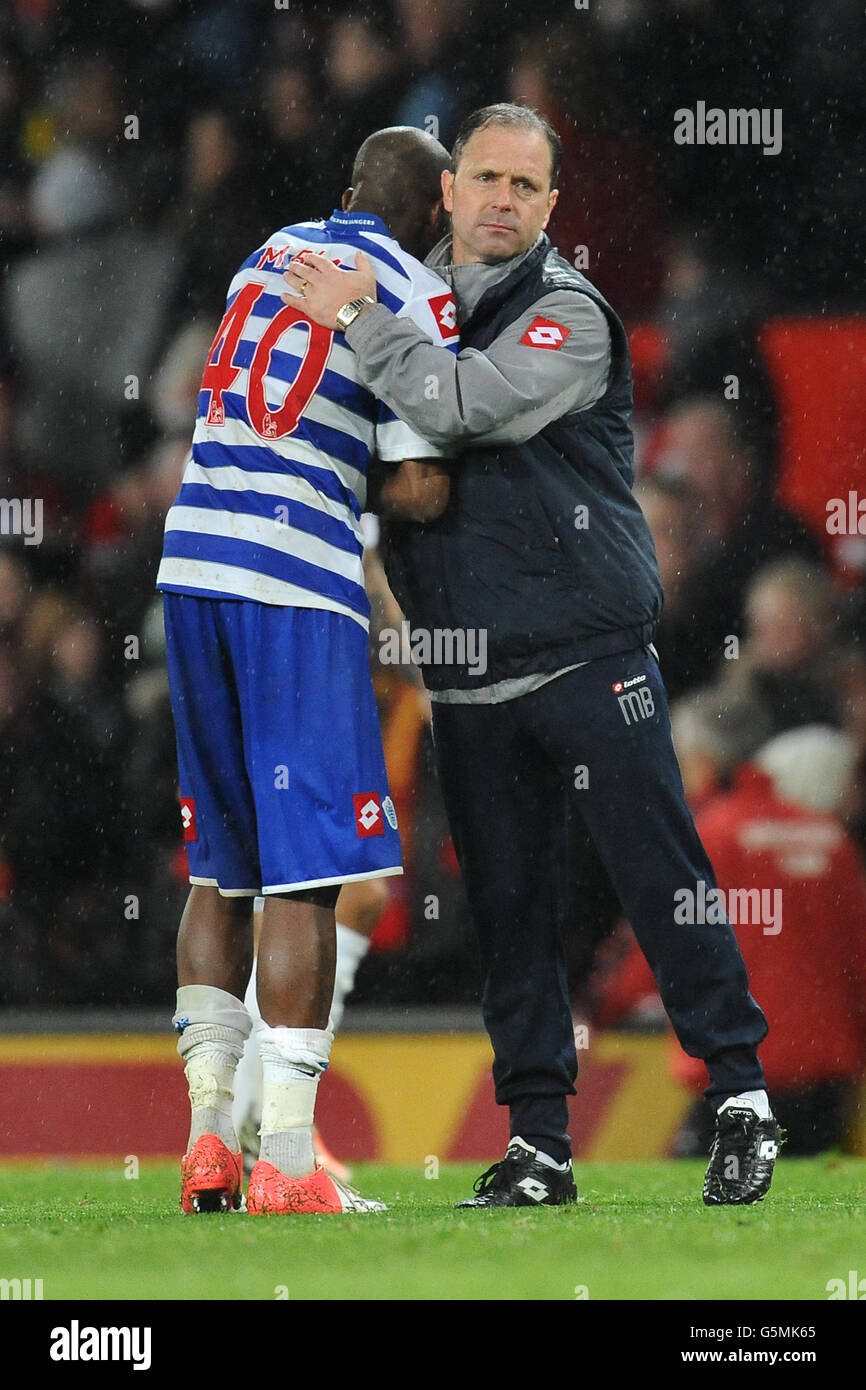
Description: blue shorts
163,594,402,895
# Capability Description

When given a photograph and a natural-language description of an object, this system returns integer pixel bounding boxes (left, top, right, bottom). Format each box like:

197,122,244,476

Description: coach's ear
341,187,353,211
441,168,455,214
541,186,559,230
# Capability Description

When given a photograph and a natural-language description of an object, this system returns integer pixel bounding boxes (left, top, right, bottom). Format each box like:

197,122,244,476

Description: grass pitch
0,1158,863,1301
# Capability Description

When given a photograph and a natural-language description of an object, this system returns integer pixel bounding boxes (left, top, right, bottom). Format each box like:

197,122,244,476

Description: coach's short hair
452,103,562,188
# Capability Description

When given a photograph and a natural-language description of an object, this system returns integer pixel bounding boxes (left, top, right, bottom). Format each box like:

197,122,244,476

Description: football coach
286,103,782,1209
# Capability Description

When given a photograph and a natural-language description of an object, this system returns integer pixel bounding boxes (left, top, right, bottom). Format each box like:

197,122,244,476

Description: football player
157,128,458,1215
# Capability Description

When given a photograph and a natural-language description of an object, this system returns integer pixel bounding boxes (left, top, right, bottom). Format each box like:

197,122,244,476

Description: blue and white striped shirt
156,210,459,628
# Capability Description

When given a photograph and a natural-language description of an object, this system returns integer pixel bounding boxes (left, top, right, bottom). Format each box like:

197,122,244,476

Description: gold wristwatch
335,296,377,330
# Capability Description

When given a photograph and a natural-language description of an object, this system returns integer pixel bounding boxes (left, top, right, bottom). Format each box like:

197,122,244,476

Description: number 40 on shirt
201,279,334,440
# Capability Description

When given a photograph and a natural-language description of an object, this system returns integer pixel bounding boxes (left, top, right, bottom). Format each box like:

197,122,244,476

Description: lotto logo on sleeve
353,792,384,837
429,292,459,339
520,316,571,350
180,798,197,842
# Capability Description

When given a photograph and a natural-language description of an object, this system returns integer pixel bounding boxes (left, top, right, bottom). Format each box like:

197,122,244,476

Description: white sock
259,1025,332,1178
720,1089,772,1120
174,985,252,1152
328,922,370,1034
182,1042,239,1150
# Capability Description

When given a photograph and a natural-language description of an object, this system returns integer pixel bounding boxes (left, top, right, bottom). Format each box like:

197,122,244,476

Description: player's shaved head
350,126,450,211
344,126,451,260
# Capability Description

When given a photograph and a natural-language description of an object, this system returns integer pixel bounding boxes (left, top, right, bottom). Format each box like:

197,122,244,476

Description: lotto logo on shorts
429,292,458,339
180,798,197,842
353,792,384,837
520,316,571,350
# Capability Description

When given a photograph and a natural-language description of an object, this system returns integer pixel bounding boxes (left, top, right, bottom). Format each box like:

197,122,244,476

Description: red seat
627,322,670,415
759,318,866,583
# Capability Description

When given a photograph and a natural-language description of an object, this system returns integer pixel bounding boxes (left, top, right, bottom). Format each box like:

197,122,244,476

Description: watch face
339,298,367,328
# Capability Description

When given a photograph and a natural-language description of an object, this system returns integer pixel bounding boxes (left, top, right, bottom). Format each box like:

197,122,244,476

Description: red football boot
180,1134,243,1214
246,1160,386,1214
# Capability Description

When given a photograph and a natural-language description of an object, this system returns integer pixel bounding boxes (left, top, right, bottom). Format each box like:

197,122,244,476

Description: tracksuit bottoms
430,645,768,1164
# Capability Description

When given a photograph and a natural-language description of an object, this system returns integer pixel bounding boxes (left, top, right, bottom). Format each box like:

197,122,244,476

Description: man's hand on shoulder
282,250,379,330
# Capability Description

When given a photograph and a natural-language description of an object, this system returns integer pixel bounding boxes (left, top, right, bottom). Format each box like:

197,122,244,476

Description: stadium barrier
2,1030,864,1160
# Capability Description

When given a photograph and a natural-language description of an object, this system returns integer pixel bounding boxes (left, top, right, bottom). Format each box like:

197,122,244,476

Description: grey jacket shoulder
345,265,612,451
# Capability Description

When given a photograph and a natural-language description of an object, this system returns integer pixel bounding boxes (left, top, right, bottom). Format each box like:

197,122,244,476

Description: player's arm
284,251,611,449
368,458,451,522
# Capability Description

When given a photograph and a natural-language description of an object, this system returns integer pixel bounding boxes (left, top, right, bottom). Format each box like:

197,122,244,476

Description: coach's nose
490,180,515,210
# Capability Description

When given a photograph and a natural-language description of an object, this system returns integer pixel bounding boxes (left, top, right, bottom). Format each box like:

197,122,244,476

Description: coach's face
442,126,558,265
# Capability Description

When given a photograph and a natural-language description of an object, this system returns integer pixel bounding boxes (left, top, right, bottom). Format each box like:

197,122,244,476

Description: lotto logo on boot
353,792,384,837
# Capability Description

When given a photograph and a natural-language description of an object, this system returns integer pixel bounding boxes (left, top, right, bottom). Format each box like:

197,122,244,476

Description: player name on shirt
156,210,458,629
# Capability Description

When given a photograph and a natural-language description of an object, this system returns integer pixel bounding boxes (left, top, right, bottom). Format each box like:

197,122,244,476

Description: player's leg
177,884,254,1000
235,605,398,1213
250,885,337,1189
163,593,261,1213
430,697,578,1208
174,887,255,1211
246,890,387,1216
525,649,782,1204
233,877,388,1176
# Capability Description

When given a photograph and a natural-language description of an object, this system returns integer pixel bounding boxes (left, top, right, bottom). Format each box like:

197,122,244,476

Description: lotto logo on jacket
520,316,571,349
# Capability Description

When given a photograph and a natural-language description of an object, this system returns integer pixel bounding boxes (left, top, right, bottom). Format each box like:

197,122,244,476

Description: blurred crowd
1,0,865,1103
